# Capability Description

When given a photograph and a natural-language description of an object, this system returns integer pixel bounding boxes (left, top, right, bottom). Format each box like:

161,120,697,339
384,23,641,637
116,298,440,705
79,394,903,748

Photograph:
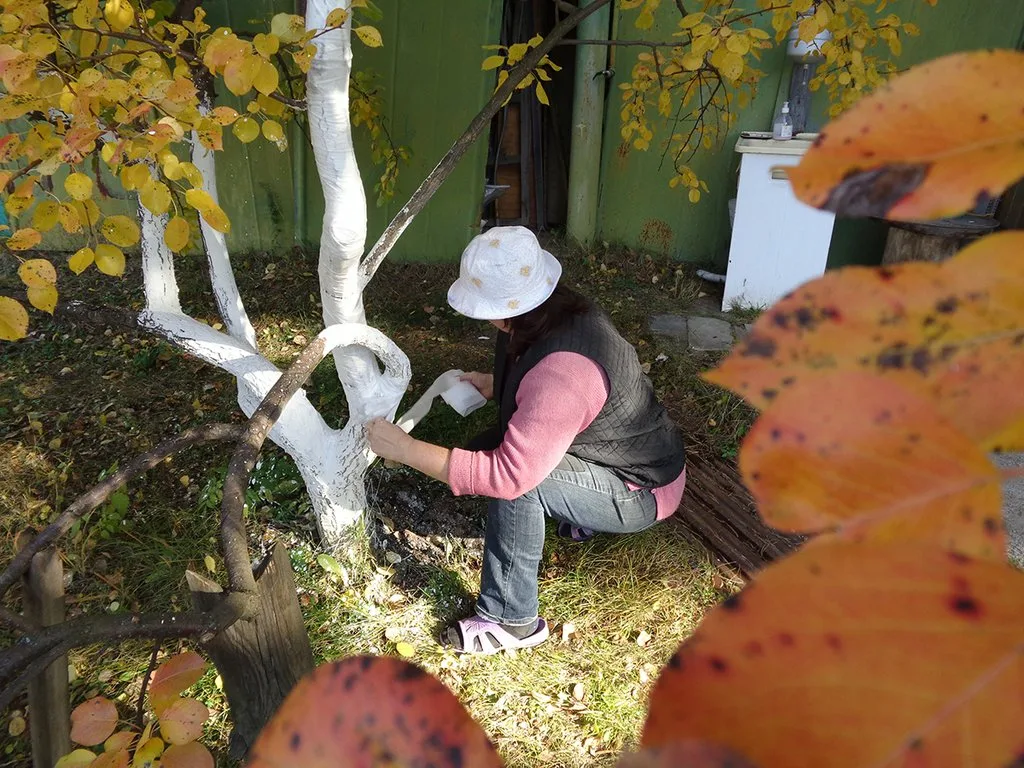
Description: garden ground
0,240,755,767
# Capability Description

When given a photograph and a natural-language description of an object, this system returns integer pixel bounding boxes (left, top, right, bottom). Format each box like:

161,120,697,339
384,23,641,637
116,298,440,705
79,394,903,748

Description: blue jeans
475,454,658,627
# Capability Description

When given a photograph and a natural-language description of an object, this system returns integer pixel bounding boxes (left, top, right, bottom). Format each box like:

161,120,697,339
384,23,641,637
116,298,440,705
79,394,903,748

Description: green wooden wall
595,0,1024,270
34,0,502,262
206,0,503,262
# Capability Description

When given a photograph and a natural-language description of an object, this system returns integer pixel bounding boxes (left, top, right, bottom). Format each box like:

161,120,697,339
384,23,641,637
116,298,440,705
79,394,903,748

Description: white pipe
696,269,727,284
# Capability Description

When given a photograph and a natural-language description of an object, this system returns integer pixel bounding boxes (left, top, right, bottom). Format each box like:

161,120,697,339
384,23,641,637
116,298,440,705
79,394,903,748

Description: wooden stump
20,542,71,768
881,218,998,265
675,456,804,578
186,543,314,759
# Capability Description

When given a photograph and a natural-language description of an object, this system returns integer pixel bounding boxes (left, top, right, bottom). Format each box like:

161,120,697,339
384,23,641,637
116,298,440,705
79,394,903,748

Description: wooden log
186,543,314,759
20,541,71,768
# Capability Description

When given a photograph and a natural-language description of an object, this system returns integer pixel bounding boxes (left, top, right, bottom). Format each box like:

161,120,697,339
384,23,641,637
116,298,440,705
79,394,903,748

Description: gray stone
649,314,689,338
994,452,1024,565
688,316,734,352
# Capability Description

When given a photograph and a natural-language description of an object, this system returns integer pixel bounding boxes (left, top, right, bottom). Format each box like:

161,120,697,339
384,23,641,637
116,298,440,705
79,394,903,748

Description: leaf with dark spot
706,233,1024,451
641,542,1024,767
739,372,1005,559
789,50,1024,220
247,656,502,767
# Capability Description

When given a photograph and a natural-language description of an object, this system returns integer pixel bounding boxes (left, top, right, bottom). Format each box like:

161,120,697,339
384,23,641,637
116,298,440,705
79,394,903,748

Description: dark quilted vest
494,309,686,488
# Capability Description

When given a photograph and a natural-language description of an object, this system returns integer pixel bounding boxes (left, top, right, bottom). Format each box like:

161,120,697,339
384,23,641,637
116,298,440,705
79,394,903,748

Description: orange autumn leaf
247,656,503,768
69,697,118,746
162,742,214,768
741,371,1005,559
789,50,1024,220
641,542,1024,768
706,231,1024,452
148,652,207,717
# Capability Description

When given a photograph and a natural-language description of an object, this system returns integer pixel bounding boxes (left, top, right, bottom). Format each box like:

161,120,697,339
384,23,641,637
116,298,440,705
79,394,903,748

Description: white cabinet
722,133,836,312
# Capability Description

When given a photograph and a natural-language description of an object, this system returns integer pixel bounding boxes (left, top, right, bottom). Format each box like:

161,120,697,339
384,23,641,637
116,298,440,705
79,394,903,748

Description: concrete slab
688,316,734,352
994,452,1024,565
649,314,689,339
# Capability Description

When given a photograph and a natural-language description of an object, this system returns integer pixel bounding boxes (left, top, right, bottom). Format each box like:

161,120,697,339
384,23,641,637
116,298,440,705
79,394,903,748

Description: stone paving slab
687,316,734,352
649,314,689,339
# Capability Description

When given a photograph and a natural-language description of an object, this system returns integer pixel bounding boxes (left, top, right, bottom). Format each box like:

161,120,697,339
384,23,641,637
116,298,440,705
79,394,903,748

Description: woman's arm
366,420,452,483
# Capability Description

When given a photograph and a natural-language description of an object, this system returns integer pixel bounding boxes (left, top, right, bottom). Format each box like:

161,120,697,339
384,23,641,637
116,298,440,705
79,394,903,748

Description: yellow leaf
354,25,382,47
680,12,704,29
232,116,260,144
395,641,415,658
793,0,814,12
54,750,97,768
100,215,140,248
59,204,82,234
254,33,280,58
224,54,261,96
726,34,750,55
325,8,348,27
185,189,215,213
164,217,190,252
681,51,704,71
64,173,93,201
140,180,172,216
203,555,216,573
27,32,58,57
507,42,529,65
68,247,95,275
0,297,29,341
262,119,285,143
200,205,230,234
636,8,655,29
95,244,125,277
131,737,164,768
27,284,57,314
32,201,60,232
535,81,550,106
7,229,42,251
711,47,744,82
481,55,505,71
210,106,239,126
254,60,279,96
178,163,202,187
18,259,56,289
270,13,305,44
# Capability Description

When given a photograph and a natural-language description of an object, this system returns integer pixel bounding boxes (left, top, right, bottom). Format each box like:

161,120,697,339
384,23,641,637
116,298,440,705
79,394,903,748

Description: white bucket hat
447,226,562,320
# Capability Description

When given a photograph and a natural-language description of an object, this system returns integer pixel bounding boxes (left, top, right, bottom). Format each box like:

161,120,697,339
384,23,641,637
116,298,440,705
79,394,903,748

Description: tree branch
0,423,244,605
0,598,248,714
136,640,161,731
558,38,685,47
358,0,615,281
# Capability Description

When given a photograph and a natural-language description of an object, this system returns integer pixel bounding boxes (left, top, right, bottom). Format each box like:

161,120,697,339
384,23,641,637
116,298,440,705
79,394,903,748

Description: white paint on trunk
126,4,431,548
139,175,182,315
193,97,258,353
305,0,388,425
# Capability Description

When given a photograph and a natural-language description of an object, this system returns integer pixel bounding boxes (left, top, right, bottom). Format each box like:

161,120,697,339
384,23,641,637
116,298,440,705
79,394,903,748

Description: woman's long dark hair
507,284,590,358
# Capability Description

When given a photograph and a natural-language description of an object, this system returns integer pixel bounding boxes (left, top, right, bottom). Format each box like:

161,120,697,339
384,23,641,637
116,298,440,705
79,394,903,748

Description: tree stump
20,541,71,768
186,543,313,758
881,217,998,265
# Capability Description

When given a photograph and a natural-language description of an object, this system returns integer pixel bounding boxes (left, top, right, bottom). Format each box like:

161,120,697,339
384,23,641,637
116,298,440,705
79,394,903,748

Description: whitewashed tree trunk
128,1,458,548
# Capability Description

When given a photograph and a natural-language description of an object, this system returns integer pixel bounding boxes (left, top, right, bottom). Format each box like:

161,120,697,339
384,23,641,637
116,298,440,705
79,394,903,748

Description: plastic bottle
773,101,793,141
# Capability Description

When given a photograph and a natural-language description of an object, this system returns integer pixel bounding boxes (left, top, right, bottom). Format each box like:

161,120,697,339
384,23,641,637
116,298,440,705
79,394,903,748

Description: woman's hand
366,418,412,463
459,371,494,400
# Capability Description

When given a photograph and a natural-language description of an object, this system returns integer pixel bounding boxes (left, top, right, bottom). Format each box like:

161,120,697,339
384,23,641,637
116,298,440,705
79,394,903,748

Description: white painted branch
306,0,384,424
193,97,258,353
139,193,183,315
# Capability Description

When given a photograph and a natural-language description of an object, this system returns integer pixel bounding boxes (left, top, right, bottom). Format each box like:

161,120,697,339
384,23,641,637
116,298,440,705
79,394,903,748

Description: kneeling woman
367,226,687,656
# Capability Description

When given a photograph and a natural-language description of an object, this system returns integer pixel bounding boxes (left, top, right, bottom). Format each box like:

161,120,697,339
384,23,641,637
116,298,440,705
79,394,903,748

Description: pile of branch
675,455,804,579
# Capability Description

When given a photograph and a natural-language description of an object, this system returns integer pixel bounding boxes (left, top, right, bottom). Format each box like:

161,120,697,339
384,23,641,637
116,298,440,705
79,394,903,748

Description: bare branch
219,334,329,594
558,38,685,48
136,640,162,730
0,607,36,635
0,423,244,604
359,0,615,281
0,597,249,713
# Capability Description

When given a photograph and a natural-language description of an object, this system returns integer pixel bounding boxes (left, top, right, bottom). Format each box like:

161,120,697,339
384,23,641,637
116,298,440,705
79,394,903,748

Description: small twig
136,640,162,731
558,38,685,48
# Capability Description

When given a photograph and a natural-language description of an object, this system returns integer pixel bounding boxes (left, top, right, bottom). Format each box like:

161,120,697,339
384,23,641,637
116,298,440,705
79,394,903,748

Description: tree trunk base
186,543,313,759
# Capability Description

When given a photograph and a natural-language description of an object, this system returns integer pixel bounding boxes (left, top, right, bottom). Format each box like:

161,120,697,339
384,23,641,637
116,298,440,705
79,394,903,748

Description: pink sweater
448,351,686,520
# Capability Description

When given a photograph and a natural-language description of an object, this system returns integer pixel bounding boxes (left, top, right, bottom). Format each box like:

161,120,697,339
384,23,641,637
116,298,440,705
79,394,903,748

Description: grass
0,240,749,766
